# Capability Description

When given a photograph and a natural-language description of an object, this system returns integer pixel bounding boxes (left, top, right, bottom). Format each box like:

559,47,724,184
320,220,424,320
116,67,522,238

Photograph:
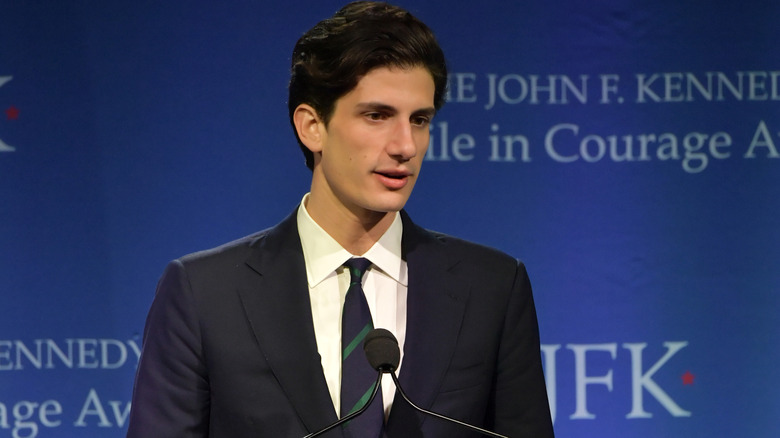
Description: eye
365,112,389,121
411,115,431,127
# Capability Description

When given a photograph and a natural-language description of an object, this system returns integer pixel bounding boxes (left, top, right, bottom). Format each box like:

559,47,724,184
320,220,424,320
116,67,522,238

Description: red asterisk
681,370,695,385
5,105,19,120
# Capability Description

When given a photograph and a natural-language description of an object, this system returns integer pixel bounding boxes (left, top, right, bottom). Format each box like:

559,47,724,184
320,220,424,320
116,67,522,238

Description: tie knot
344,257,371,283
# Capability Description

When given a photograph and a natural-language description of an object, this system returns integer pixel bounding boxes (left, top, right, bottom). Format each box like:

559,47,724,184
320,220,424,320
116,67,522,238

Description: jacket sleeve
126,260,210,438
488,261,555,438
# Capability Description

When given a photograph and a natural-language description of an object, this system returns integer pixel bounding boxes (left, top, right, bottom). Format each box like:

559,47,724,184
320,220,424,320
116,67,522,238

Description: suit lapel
237,210,341,435
391,212,470,425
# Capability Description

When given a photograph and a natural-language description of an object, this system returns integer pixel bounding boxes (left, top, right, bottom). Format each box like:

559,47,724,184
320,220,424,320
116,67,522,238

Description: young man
127,2,554,437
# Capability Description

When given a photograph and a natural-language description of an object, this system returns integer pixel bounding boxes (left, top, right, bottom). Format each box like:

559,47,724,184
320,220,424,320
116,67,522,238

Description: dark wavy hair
288,1,448,169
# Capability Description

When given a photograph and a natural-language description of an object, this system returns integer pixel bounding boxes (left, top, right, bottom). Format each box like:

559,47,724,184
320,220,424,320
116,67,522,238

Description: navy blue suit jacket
126,209,554,437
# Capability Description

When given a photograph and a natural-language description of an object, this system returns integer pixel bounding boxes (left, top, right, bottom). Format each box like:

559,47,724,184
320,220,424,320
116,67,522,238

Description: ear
293,104,325,154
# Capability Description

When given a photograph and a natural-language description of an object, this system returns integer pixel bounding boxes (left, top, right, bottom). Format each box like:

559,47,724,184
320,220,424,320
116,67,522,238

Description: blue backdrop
2,1,778,437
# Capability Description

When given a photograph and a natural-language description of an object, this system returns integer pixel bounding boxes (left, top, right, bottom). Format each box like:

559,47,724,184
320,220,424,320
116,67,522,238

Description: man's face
310,66,436,220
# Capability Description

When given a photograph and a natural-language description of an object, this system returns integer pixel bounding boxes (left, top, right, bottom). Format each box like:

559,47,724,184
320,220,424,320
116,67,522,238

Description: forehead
341,66,436,107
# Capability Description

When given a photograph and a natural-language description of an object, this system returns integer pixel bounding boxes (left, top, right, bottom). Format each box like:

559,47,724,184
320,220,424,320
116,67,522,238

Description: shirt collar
296,193,406,288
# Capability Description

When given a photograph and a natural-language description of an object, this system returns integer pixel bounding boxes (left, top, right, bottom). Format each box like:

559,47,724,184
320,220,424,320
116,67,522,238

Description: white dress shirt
296,194,407,419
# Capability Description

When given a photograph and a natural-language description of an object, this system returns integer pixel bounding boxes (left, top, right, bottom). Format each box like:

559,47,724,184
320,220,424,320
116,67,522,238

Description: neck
304,195,396,256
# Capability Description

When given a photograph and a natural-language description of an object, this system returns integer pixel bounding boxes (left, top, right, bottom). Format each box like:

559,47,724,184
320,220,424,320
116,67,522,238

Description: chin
367,195,410,214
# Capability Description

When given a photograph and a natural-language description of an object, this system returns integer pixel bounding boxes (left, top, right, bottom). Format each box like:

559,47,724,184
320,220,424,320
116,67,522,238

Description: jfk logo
542,341,692,423
1,75,16,152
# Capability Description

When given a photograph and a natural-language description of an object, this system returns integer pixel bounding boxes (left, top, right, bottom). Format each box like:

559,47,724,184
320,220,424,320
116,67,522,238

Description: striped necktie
340,257,383,438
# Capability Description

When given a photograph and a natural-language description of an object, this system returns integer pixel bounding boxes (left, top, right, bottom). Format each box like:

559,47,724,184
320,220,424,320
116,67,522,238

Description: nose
387,120,421,162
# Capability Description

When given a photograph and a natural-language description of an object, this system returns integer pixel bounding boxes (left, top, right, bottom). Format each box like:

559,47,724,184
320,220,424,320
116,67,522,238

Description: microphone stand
303,372,383,438
389,372,509,438
305,329,508,438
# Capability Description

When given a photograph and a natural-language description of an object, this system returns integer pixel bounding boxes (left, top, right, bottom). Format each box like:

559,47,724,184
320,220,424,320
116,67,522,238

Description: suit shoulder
176,228,271,268
165,208,300,286
402,211,523,271
154,225,282,302
424,228,524,272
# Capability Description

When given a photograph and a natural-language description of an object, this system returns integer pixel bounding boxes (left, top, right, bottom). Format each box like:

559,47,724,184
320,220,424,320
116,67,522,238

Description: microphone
363,328,401,372
365,328,509,438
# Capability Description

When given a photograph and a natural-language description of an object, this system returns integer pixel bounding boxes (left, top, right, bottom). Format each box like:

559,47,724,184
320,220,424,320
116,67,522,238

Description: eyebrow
355,102,437,117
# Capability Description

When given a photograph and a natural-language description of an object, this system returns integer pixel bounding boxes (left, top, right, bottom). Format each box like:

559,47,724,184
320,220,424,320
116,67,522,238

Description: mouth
374,170,412,189
377,170,410,179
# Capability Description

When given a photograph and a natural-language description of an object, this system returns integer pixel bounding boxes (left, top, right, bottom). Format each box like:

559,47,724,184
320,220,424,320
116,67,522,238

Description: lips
375,170,412,190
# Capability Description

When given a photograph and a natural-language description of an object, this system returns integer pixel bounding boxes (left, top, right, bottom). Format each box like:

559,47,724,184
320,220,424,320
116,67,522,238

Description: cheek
415,130,431,154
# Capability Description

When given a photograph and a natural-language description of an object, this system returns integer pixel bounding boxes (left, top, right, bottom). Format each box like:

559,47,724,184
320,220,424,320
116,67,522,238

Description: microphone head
363,328,400,372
